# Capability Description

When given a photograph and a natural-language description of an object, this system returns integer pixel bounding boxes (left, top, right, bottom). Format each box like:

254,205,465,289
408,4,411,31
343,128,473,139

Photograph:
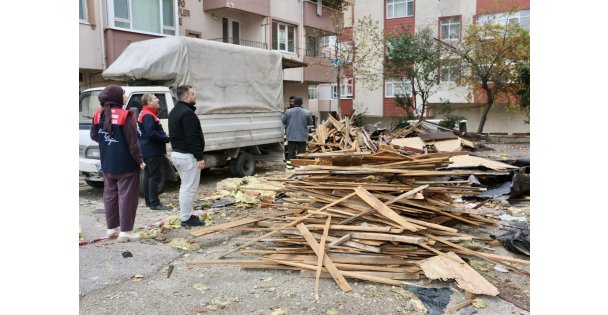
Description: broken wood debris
185,126,528,301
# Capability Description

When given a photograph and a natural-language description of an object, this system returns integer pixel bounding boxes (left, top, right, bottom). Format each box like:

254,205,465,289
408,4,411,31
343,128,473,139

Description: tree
438,21,530,133
385,26,442,121
329,13,384,116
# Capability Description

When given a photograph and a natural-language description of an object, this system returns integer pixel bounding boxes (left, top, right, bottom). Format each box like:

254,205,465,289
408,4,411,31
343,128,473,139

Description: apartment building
348,0,530,134
79,0,343,121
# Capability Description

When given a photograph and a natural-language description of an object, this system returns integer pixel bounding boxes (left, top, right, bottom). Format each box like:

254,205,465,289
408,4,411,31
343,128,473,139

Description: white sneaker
106,228,119,239
117,231,141,242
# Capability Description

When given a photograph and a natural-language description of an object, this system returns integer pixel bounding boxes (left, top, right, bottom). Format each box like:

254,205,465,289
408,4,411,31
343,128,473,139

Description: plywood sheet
427,138,462,152
447,155,519,171
418,252,499,296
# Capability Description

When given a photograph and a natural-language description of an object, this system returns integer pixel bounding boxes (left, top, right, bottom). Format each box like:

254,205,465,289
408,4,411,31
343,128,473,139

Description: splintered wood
186,136,528,300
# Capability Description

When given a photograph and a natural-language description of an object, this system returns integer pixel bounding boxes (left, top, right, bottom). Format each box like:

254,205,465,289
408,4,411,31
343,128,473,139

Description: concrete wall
353,0,384,117
79,0,103,71
427,103,530,134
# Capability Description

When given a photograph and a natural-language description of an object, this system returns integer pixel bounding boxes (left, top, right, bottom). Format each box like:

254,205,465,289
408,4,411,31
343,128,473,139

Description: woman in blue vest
90,85,146,242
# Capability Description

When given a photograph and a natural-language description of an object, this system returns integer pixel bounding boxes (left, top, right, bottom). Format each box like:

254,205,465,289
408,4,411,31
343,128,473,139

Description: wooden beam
315,216,332,301
354,186,423,232
328,234,351,247
190,209,303,237
296,223,352,292
218,191,356,258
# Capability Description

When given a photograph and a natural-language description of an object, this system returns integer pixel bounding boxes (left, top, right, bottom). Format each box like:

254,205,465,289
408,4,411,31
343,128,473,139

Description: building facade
347,0,530,134
79,0,343,123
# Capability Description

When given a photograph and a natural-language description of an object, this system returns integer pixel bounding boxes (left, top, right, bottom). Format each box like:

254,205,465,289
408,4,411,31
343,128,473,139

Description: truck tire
139,167,166,197
85,179,104,188
232,152,256,177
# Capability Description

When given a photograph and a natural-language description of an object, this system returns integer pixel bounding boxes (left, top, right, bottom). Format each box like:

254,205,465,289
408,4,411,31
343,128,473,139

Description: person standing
168,85,206,227
138,93,171,211
90,85,146,242
281,96,313,167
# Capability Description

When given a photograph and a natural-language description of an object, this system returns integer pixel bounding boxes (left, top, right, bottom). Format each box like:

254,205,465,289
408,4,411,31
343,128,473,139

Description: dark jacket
138,106,169,158
168,101,205,161
90,107,143,173
281,106,313,142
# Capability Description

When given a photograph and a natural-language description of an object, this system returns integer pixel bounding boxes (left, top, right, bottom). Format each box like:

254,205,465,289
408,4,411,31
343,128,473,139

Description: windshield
79,90,102,124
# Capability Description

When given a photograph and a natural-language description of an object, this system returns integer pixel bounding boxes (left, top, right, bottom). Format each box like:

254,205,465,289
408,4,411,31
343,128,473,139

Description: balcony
203,0,270,17
303,49,337,83
208,38,267,50
303,1,342,33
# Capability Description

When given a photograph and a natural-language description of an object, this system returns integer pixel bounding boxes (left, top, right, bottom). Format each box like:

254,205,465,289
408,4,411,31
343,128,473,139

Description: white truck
80,36,296,190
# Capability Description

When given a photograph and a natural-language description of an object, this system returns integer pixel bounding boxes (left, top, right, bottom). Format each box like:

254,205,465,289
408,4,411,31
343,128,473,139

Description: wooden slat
218,192,357,258
296,223,352,292
190,209,303,237
354,186,423,232
315,216,332,301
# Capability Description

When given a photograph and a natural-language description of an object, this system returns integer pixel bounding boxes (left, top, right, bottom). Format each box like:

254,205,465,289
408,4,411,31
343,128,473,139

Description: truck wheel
139,167,166,196
85,179,104,188
233,152,256,177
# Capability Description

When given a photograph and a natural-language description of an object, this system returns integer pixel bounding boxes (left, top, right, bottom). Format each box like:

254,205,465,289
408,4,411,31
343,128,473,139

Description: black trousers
287,141,307,160
143,156,163,206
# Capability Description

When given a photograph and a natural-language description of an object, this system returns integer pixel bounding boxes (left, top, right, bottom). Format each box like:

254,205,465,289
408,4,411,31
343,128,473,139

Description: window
223,18,240,44
308,85,318,100
440,17,461,41
387,0,414,19
477,10,530,31
331,79,353,99
79,0,88,22
109,0,176,35
272,21,296,53
126,93,169,119
440,60,461,82
385,79,409,98
306,36,318,57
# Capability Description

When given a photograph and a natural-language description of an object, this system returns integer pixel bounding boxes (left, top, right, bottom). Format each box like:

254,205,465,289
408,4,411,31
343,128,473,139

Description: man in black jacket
168,85,206,227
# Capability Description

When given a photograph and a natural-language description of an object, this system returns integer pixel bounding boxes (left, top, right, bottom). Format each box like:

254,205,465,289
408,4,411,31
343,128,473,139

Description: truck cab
79,86,176,189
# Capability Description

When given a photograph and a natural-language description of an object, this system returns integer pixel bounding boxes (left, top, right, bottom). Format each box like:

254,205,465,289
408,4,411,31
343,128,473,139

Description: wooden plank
445,299,474,314
349,232,426,245
218,191,357,258
418,252,499,296
339,184,429,225
301,270,419,280
289,159,320,167
266,254,407,265
328,234,351,247
296,223,352,292
190,209,303,237
314,216,332,301
446,155,519,170
354,186,423,232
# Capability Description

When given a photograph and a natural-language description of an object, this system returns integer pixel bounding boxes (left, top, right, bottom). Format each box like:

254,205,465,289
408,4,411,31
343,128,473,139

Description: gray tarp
102,36,284,115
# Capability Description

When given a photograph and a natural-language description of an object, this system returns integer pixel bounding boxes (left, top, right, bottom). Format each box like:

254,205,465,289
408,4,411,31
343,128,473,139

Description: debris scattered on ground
131,274,144,281
166,264,174,278
169,238,201,251
183,127,529,301
405,286,452,315
392,287,427,313
121,251,133,258
192,283,209,294
206,296,237,311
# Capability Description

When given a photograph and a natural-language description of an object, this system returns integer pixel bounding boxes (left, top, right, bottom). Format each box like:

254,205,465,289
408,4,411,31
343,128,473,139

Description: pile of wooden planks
307,114,377,153
187,149,529,300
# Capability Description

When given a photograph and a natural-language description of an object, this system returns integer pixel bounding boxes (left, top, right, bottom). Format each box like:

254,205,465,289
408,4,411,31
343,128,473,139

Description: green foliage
384,27,441,117
394,92,417,121
438,20,530,132
438,101,466,130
